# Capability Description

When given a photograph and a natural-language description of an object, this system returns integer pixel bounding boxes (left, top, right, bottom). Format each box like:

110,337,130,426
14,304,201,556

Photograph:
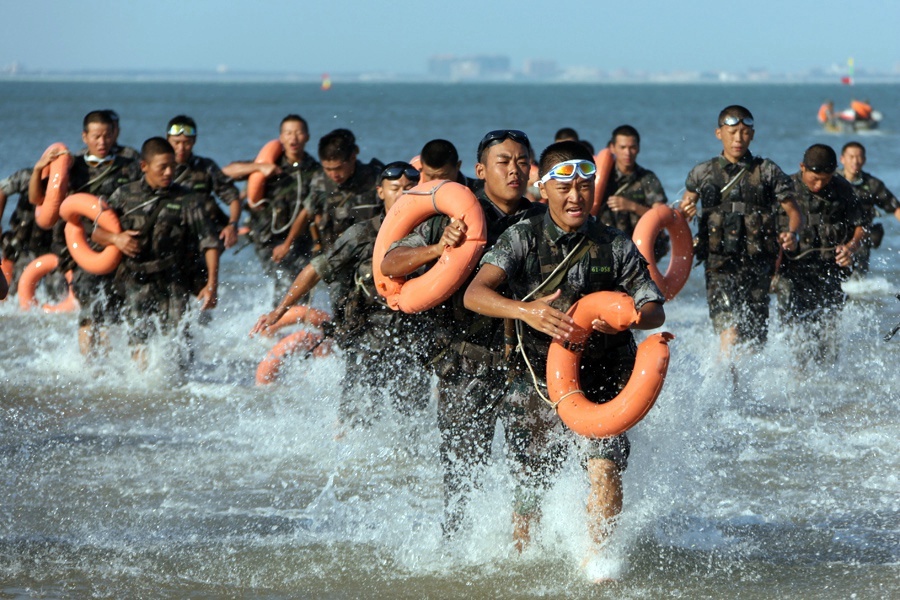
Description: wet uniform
389,189,544,535
1,168,58,292
309,212,431,425
686,152,793,346
107,179,219,344
303,159,383,251
481,211,663,512
839,171,899,275
246,152,319,302
597,164,669,259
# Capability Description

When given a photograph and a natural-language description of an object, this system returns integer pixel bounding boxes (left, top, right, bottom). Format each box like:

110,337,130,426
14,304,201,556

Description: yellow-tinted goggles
538,159,597,185
166,124,196,137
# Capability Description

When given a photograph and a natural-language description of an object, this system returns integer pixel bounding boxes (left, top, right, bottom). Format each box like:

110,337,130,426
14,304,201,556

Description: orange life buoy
35,143,72,230
247,139,282,209
546,291,673,438
632,204,694,300
256,329,332,385
17,254,78,313
59,193,123,275
373,180,487,313
590,148,615,216
260,305,332,337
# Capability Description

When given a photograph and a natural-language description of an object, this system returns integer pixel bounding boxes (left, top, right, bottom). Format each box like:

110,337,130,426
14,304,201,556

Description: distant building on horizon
428,54,511,80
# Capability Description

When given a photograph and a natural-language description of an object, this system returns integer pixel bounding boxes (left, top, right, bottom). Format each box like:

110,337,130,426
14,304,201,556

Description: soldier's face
610,135,639,170
279,120,309,161
840,147,865,177
142,152,175,189
715,123,754,162
474,139,530,205
321,155,357,185
167,134,195,164
377,175,416,212
82,123,114,158
541,172,594,233
800,165,832,195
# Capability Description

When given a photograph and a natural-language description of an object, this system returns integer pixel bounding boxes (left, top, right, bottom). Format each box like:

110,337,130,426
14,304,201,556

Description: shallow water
1,81,898,598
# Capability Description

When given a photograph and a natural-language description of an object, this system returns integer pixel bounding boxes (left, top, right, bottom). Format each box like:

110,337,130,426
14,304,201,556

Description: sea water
0,81,898,598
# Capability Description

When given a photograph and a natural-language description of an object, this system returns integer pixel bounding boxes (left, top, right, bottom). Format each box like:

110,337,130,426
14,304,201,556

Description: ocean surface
1,81,898,599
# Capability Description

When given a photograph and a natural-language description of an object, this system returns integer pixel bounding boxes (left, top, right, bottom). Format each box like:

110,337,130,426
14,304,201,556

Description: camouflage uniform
303,159,383,251
776,173,864,343
107,179,219,344
1,168,60,295
76,144,140,161
173,154,239,294
389,189,545,535
246,152,319,302
309,213,431,425
481,211,663,512
686,152,793,346
53,154,141,326
597,164,669,259
840,171,899,275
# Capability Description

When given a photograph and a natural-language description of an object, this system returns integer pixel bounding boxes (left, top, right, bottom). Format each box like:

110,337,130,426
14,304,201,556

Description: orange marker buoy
59,193,123,275
247,139,283,209
372,180,486,314
632,204,693,300
590,148,615,216
256,330,332,385
17,254,78,313
35,143,73,229
547,291,673,438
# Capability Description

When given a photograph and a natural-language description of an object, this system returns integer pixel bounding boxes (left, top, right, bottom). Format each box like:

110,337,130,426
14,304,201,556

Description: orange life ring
256,329,332,385
632,204,693,300
17,253,78,312
590,148,615,216
373,180,486,313
35,143,73,230
1,257,14,300
260,305,332,337
546,291,673,438
59,193,123,275
247,139,283,209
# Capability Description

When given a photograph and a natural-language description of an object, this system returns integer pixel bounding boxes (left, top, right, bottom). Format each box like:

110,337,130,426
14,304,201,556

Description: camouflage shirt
107,179,219,281
1,167,53,260
76,144,140,161
173,154,240,228
247,152,319,247
303,159,382,250
597,164,668,234
481,210,664,369
840,171,899,223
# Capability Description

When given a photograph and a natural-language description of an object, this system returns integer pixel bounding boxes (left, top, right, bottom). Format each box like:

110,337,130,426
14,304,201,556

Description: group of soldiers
1,104,897,560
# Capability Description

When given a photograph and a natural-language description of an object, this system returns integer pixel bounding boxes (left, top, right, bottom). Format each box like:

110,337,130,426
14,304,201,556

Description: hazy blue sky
3,0,898,75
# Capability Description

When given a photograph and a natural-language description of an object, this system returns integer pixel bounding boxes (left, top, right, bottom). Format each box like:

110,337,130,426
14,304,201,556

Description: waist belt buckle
730,202,746,214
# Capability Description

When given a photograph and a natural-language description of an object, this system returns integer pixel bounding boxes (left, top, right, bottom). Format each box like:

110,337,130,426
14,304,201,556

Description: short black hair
420,139,459,169
718,105,754,127
609,124,640,146
281,114,309,133
83,110,116,132
318,128,357,162
554,127,579,142
802,143,837,174
841,140,865,156
167,114,196,132
539,140,594,177
141,137,175,162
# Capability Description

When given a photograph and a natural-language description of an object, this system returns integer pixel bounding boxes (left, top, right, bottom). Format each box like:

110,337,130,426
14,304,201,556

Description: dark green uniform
840,171,899,275
597,164,669,259
686,152,793,346
389,189,545,536
480,211,663,512
107,179,219,344
303,159,382,251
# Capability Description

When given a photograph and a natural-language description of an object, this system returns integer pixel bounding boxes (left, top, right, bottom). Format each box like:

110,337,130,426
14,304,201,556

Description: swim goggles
476,129,531,160
719,115,754,128
380,162,420,182
166,124,197,137
537,159,597,185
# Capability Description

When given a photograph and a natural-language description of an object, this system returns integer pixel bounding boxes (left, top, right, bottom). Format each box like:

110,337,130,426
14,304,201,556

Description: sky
2,0,899,76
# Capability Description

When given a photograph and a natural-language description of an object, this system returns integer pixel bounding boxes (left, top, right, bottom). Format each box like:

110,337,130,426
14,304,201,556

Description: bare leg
78,323,93,357
586,458,622,547
512,510,539,553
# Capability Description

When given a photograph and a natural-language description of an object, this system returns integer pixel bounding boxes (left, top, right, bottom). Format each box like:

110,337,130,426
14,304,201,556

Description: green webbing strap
529,236,590,300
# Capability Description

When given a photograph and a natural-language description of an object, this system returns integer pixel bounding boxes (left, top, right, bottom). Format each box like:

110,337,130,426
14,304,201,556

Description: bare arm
221,161,280,181
197,247,219,309
835,225,867,268
778,197,805,251
272,208,310,262
249,262,321,336
91,226,140,257
380,219,467,277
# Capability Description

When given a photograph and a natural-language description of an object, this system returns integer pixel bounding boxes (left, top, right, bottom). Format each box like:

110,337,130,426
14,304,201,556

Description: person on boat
93,137,220,368
381,129,545,538
418,138,480,193
463,140,665,553
775,144,866,365
250,162,430,426
817,100,837,130
680,105,803,356
850,99,873,122
29,110,141,357
837,141,900,276
596,125,670,260
166,115,240,297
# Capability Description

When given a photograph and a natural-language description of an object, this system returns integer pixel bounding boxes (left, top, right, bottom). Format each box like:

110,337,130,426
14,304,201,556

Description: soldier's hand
779,231,799,252
439,218,467,249
113,230,141,257
591,317,625,334
34,148,68,172
680,196,697,219
258,163,281,178
520,289,575,341
606,195,632,213
271,240,291,262
249,309,284,337
220,224,238,248
198,285,217,310
834,244,854,267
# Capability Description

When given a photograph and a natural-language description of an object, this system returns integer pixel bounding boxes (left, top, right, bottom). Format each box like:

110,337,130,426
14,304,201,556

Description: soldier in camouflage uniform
596,125,670,260
223,115,320,304
464,140,666,552
30,110,141,356
251,161,430,425
837,141,900,276
75,110,140,161
381,129,544,538
776,144,866,365
680,105,803,353
166,115,240,295
94,138,219,364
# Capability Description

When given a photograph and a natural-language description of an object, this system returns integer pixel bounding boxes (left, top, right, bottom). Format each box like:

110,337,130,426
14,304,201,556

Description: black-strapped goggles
379,162,420,183
476,129,530,161
719,115,754,128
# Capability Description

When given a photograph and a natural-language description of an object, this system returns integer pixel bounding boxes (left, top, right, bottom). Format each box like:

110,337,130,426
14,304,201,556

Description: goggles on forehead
537,159,597,185
719,115,754,128
476,129,530,160
166,124,197,137
380,162,420,182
